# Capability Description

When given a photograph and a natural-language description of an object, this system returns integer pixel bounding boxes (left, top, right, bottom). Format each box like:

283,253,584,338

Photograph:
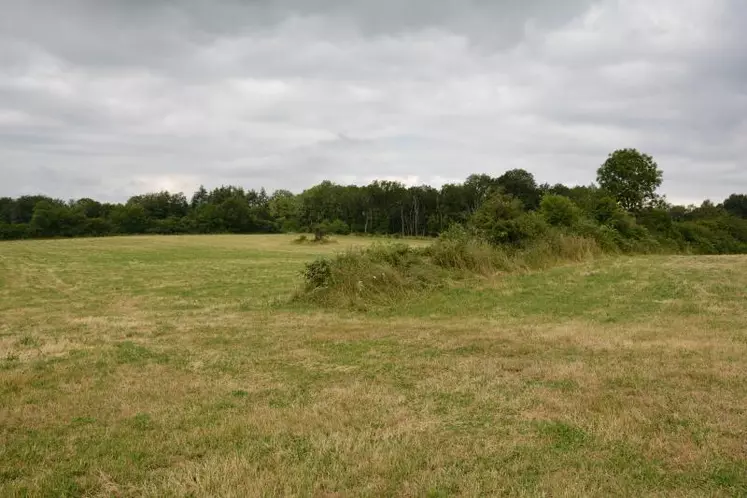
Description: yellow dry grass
0,235,746,497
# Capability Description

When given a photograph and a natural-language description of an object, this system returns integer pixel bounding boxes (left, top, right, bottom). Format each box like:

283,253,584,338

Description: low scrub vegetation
295,151,747,308
300,244,443,307
298,225,604,308
291,234,336,245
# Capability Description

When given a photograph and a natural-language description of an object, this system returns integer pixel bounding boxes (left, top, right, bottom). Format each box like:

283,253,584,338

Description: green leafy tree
497,169,541,210
29,200,61,236
597,148,663,212
0,197,14,223
464,174,500,211
192,203,223,233
3,165,747,255
540,183,572,198
217,196,253,233
127,191,188,220
298,181,343,230
563,185,606,214
72,198,104,218
30,200,86,237
724,194,747,218
688,200,727,220
269,190,300,231
12,195,55,223
110,204,149,234
190,186,209,208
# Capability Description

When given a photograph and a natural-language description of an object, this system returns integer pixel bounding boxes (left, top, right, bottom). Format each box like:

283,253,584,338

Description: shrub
540,195,581,227
299,243,443,308
470,193,526,245
439,223,478,243
281,219,301,233
519,233,602,269
427,237,510,274
298,230,604,308
470,201,549,247
637,207,674,235
572,218,624,253
675,222,718,254
315,219,350,236
676,217,747,254
471,193,524,226
716,216,747,244
0,223,30,240
293,233,336,245
147,216,190,235
366,243,420,268
328,219,351,235
591,196,639,237
302,258,333,289
81,217,113,237
591,196,622,224
510,212,550,244
607,211,638,238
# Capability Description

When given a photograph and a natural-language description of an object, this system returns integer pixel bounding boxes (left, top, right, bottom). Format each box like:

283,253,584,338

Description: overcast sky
1,0,745,204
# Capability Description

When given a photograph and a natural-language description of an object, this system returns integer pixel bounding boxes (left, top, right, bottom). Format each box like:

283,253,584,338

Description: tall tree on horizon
597,148,663,212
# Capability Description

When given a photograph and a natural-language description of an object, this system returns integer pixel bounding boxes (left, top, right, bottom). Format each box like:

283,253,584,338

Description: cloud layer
1,0,745,204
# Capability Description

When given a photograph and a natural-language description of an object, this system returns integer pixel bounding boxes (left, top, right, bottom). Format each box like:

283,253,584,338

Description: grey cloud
0,0,745,205
2,0,593,73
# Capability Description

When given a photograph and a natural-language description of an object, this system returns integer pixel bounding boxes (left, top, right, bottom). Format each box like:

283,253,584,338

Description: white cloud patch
0,0,745,204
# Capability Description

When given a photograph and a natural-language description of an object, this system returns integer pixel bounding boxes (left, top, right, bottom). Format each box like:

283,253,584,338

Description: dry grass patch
1,235,746,496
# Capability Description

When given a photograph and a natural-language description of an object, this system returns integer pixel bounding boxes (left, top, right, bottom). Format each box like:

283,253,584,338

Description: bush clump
541,194,582,227
292,233,336,245
298,229,605,308
299,243,445,308
302,258,333,288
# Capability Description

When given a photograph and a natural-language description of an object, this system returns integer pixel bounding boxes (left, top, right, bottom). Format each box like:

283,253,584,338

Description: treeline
2,148,747,254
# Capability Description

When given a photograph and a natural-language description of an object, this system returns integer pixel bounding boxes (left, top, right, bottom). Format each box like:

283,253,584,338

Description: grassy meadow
1,234,746,497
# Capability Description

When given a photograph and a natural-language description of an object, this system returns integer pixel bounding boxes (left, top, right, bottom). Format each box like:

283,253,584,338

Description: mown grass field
1,235,746,497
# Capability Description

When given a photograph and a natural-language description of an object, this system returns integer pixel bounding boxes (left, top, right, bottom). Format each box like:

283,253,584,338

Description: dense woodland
2,148,747,254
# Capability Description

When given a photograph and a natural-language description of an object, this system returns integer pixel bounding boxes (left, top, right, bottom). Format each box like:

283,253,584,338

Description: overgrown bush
564,218,622,253
469,193,551,247
298,230,605,308
313,219,350,235
292,233,336,245
298,243,443,307
675,218,747,254
518,233,602,269
427,237,509,274
428,224,507,273
302,258,333,288
541,194,582,227
0,223,30,240
439,223,478,243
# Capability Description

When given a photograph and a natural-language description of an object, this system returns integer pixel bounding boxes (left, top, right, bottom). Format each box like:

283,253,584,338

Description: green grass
1,234,746,497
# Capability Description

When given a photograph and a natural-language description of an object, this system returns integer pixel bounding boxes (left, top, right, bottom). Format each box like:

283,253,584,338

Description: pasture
1,235,746,497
